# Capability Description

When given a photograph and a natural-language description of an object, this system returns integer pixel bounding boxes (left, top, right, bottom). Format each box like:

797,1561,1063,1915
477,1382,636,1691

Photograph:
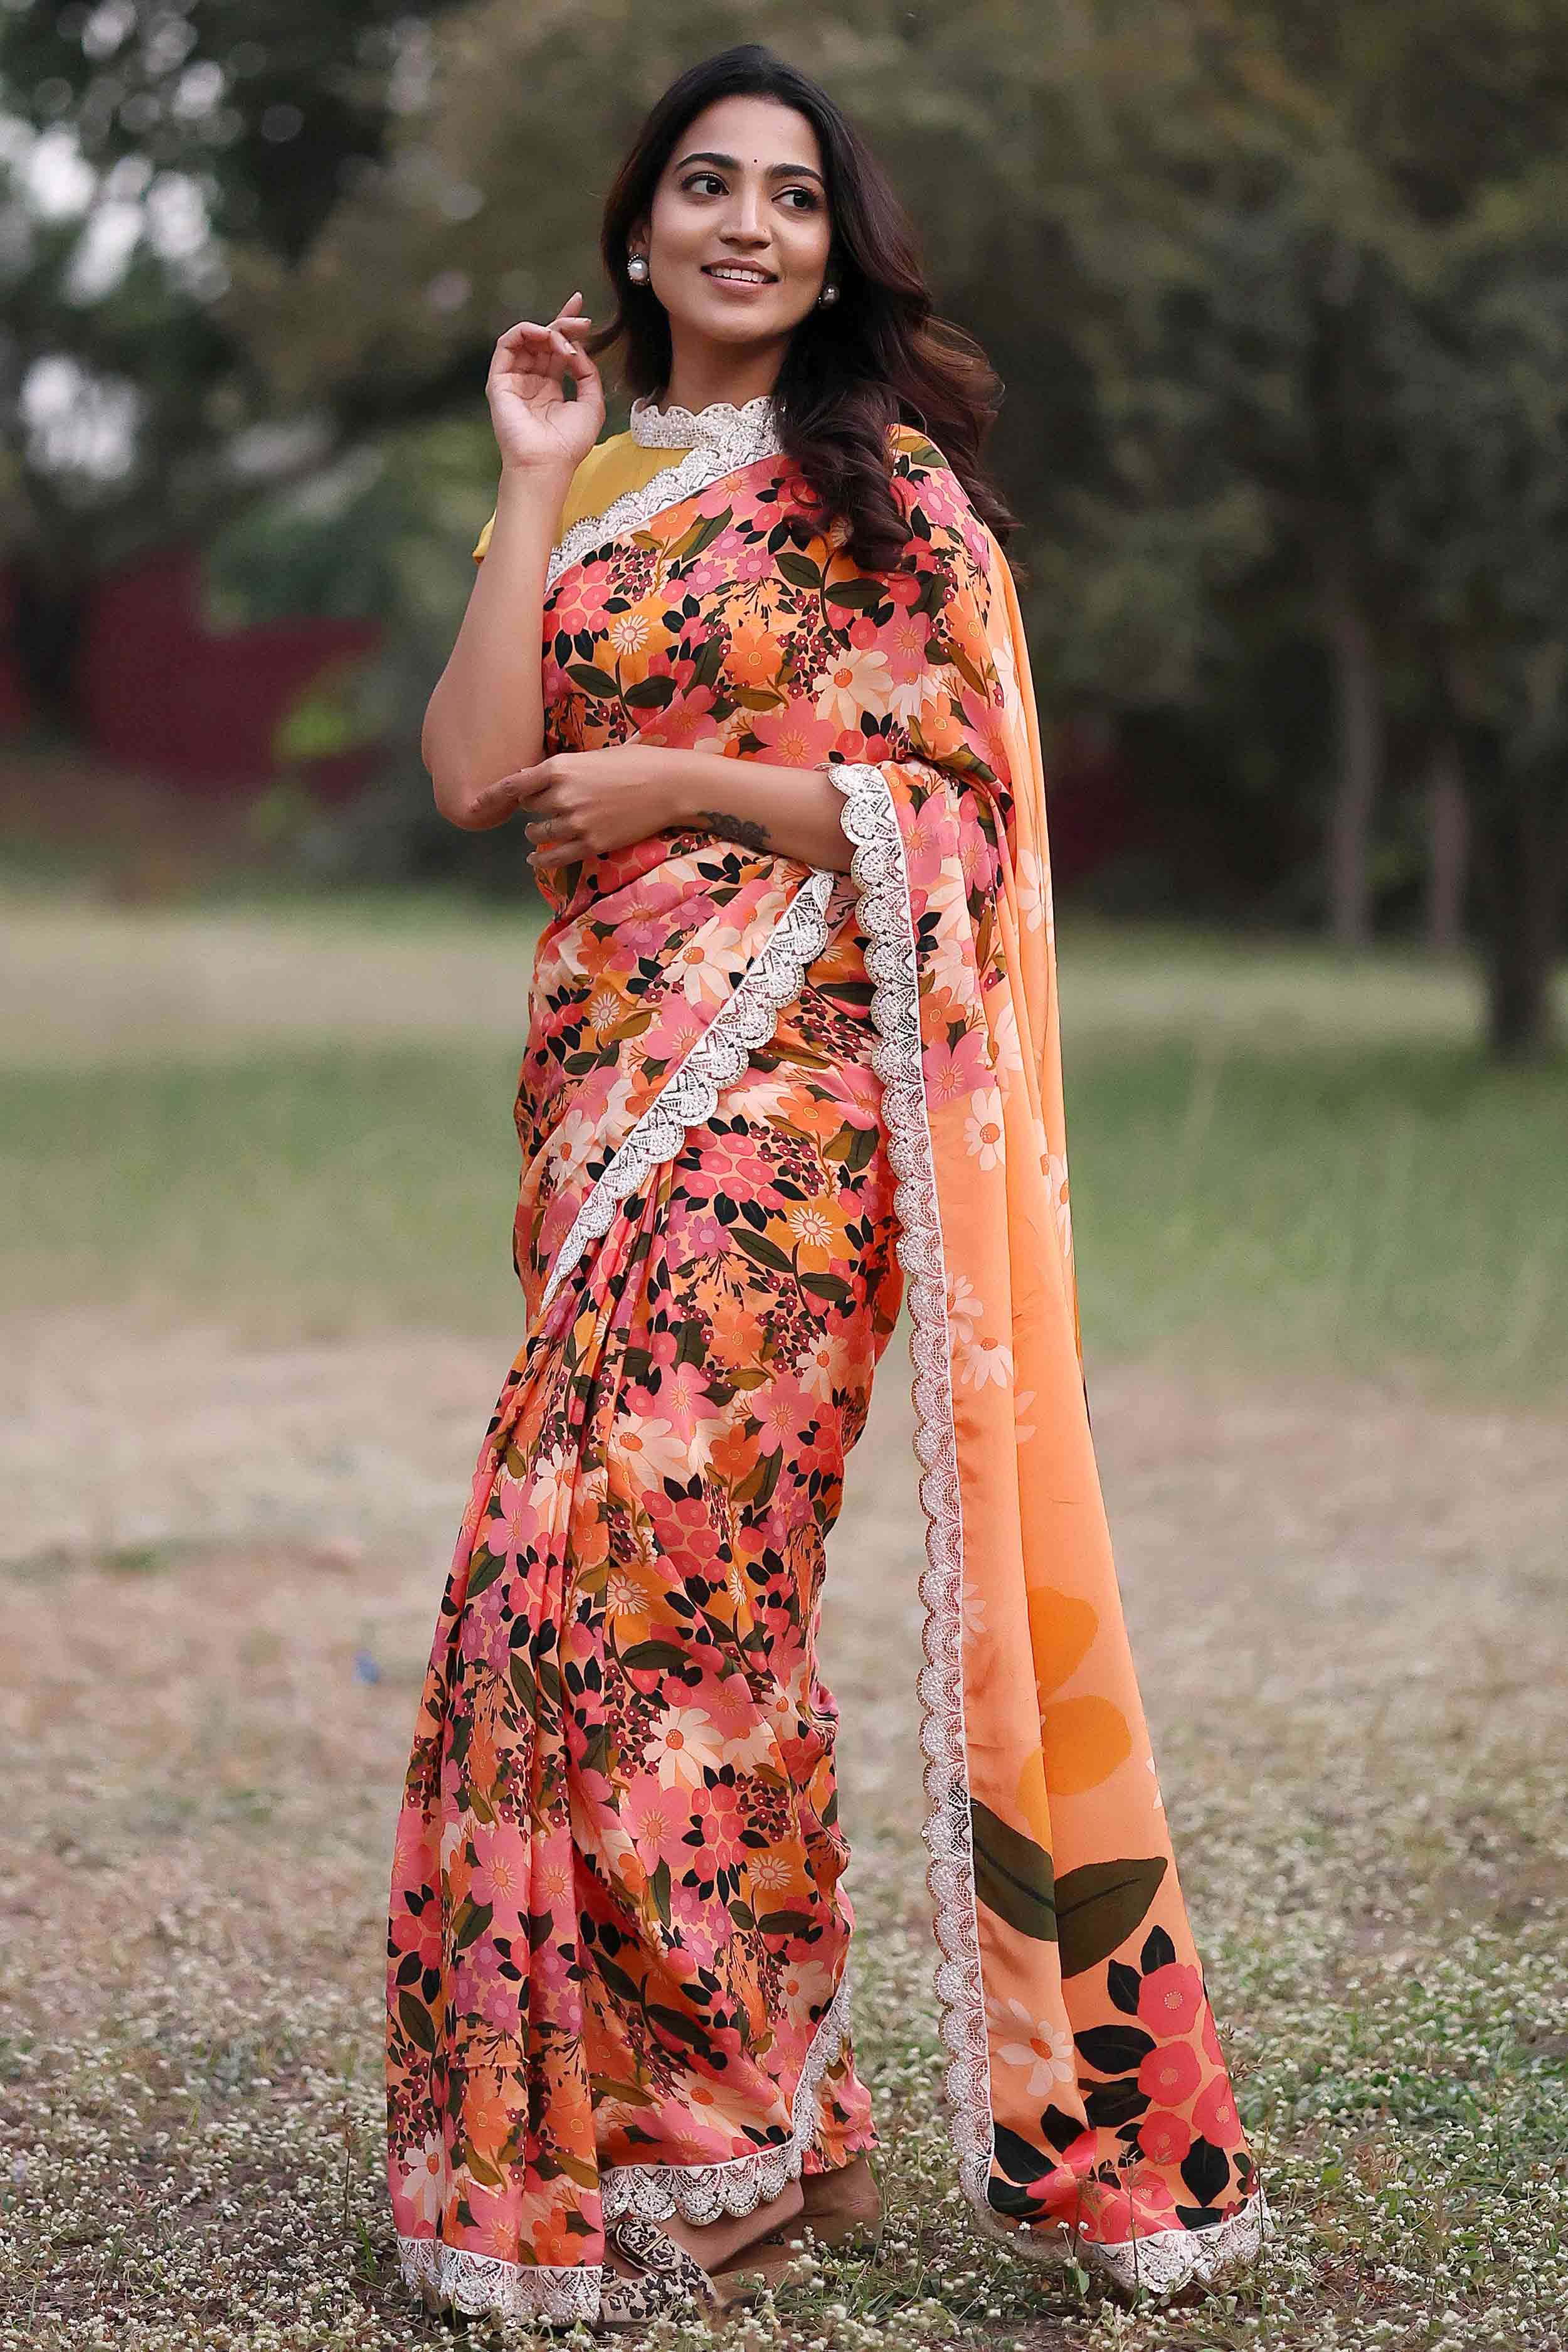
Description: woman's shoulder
882,421,993,573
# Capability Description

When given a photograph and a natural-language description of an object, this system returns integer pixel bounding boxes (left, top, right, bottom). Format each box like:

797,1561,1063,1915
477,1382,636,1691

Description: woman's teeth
705,267,773,283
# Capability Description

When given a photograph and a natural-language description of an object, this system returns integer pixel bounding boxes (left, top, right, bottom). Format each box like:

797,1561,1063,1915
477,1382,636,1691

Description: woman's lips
701,265,778,288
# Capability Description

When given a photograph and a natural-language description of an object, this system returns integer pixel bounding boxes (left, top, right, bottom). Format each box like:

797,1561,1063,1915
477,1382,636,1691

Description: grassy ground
3,880,1567,2351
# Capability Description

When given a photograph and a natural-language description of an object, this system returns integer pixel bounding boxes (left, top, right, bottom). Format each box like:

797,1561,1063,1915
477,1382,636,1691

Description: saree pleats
388,413,1267,2323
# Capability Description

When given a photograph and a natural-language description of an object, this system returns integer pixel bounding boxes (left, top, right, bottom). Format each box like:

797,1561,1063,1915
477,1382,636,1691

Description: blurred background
3,9,1567,2350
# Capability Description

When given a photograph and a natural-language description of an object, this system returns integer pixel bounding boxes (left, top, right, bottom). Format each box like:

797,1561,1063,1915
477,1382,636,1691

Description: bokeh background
3,9,1566,2352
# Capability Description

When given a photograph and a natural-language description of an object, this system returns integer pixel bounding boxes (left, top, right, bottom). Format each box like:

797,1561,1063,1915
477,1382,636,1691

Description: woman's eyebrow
672,149,826,186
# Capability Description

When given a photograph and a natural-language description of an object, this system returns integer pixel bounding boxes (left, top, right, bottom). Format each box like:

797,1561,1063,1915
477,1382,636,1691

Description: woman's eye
780,188,820,211
682,173,726,196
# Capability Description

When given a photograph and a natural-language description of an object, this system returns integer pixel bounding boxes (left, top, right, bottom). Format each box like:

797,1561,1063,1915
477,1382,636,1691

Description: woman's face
637,94,833,356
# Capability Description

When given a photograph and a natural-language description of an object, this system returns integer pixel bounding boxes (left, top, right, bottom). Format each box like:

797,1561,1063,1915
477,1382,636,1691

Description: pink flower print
882,604,931,684
1201,2007,1224,2068
922,1026,992,1107
623,1777,692,1873
1136,2110,1194,2167
1137,1961,1204,2039
391,1897,442,1974
652,687,719,752
469,1836,522,1913
484,1486,533,1580
1192,2074,1240,2144
699,1774,750,1873
751,1370,815,1455
732,541,773,582
1136,2038,1201,2108
750,700,840,769
1120,2158,1182,2225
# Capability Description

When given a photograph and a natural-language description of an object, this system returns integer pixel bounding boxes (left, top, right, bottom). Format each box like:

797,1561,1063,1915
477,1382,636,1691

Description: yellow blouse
470,432,689,561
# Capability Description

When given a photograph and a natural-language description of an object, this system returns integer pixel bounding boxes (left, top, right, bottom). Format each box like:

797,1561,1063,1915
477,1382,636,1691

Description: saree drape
386,395,1268,2325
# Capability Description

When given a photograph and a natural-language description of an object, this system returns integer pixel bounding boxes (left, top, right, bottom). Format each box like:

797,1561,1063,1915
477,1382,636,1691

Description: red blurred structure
0,543,383,803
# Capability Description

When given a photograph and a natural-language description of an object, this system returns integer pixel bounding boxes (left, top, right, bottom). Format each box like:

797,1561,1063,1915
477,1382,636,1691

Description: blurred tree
0,0,468,720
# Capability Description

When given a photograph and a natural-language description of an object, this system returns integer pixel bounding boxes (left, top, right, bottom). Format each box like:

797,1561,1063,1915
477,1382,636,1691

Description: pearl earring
627,252,650,284
817,280,839,308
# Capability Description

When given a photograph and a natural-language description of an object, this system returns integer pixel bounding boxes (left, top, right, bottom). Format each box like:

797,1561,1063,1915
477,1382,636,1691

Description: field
3,880,1567,2352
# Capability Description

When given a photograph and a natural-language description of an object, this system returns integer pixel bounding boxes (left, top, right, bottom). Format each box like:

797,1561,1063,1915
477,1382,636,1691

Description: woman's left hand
465,745,687,866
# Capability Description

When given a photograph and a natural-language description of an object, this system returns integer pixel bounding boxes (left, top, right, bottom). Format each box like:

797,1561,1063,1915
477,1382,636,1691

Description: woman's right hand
485,291,605,480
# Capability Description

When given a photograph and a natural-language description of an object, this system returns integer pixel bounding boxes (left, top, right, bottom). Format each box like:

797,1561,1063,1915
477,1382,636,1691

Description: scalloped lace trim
396,2237,599,2323
628,391,780,451
539,865,837,1312
602,1958,854,2223
1081,2183,1273,2297
546,395,782,588
826,761,1269,2302
824,762,993,2201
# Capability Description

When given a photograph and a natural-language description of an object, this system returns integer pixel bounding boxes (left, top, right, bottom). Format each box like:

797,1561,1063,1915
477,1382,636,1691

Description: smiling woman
388,41,1268,2334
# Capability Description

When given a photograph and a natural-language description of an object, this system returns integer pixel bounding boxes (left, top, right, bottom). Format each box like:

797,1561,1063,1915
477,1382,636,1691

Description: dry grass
3,883,1566,2349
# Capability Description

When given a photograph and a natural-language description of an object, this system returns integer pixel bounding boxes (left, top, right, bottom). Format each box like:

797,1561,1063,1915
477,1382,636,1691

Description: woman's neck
659,335,785,416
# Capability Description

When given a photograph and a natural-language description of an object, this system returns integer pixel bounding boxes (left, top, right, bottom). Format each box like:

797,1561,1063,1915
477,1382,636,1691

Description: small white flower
963,1088,1005,1170
988,1997,1074,2095
813,644,894,728
959,1332,1014,1389
400,2134,447,2228
608,612,650,655
946,1275,983,1337
1015,846,1050,935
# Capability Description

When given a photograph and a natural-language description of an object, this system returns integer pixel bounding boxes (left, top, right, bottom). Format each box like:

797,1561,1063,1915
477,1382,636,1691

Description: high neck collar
628,391,782,465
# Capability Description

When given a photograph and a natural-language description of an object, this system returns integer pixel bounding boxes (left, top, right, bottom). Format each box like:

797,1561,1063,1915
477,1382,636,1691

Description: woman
386,42,1268,2330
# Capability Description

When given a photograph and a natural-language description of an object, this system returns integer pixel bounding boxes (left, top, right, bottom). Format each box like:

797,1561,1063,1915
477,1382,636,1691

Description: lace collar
628,391,782,467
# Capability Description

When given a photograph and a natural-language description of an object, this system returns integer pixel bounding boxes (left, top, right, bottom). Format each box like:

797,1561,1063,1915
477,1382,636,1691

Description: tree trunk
1422,730,1469,955
1316,545,1384,947
1476,772,1568,1057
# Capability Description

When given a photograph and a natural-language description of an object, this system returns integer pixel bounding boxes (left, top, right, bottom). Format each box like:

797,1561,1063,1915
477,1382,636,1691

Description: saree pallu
386,398,1268,2324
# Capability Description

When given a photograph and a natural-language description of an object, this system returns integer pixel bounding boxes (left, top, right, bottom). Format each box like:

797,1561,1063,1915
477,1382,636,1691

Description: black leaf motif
1074,2024,1156,2074
1084,2080,1150,2129
1140,1924,1177,1973
1180,2136,1232,2208
1106,1960,1142,2016
992,2124,1055,2184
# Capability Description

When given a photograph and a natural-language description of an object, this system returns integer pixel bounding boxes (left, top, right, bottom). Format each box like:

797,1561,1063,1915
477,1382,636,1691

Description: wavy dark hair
586,44,1017,570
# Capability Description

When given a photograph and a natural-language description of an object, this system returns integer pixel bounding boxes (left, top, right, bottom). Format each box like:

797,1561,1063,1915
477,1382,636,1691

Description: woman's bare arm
420,466,570,822
662,750,855,873
423,295,604,826
461,743,856,873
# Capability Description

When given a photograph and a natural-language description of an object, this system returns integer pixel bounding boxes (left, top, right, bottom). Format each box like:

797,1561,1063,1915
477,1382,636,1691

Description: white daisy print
644,1706,724,1791
988,1998,1074,2097
959,1331,1014,1389
963,1087,1005,1169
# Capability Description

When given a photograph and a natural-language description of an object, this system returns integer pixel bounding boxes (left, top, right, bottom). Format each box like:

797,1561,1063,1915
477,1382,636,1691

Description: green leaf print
970,1799,1057,1942
1055,1856,1170,1979
398,1991,436,2055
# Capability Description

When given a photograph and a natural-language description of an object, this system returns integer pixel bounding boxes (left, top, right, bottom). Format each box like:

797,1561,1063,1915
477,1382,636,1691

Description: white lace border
539,866,837,1313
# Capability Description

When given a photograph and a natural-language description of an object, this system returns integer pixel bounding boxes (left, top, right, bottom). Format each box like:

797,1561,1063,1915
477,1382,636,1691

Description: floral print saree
386,393,1268,2324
